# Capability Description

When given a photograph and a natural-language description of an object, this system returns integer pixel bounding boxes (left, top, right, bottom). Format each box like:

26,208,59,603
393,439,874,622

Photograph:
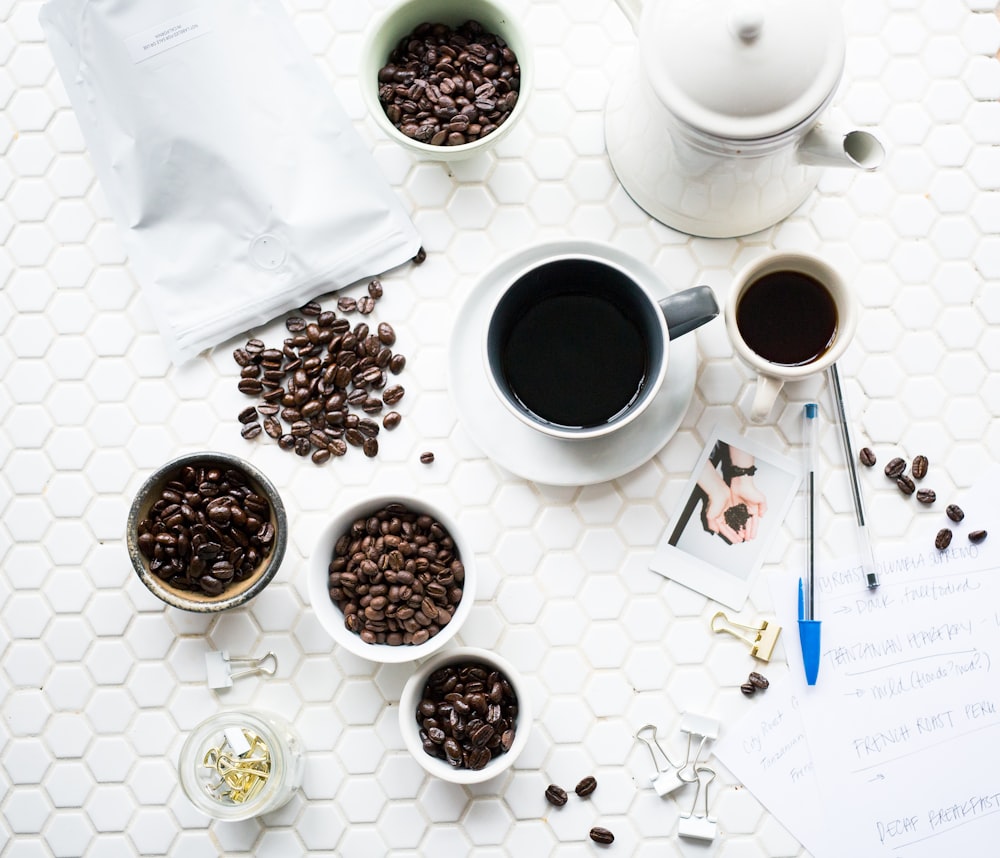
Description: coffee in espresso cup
726,252,858,423
484,253,719,441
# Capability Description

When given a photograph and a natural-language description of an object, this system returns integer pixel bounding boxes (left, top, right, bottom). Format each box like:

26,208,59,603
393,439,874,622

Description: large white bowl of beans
308,495,476,664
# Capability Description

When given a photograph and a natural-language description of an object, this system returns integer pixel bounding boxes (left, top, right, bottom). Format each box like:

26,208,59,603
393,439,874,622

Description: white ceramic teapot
605,0,884,238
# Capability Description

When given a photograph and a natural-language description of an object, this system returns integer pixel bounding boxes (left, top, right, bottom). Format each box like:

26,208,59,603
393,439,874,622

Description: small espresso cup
725,252,858,423
484,253,719,441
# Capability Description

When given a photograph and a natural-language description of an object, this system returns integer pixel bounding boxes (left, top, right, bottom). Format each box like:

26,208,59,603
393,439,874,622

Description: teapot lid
641,0,845,140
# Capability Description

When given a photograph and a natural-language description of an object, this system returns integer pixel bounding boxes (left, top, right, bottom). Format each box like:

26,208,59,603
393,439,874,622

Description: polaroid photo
651,428,802,611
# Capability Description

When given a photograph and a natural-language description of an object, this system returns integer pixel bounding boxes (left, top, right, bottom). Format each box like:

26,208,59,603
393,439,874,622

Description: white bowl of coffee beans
127,452,287,612
360,0,531,160
398,646,532,784
308,495,476,664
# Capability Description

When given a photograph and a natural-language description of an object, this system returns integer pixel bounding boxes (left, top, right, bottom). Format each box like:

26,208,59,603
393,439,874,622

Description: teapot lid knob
730,5,764,43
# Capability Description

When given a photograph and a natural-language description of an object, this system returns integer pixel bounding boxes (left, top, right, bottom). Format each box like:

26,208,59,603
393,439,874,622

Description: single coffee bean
935,528,953,550
589,827,615,845
911,454,928,479
544,784,568,807
969,530,988,544
884,457,906,479
383,411,402,430
337,296,357,313
896,475,915,495
946,504,965,522
238,405,258,424
413,246,427,264
740,682,757,696
300,300,322,316
915,488,936,504
575,775,597,797
748,671,769,690
368,278,383,299
859,447,876,467
240,422,262,439
383,384,405,405
420,451,435,464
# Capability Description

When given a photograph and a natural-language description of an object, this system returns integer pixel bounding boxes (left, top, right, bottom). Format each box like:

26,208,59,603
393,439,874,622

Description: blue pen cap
798,620,821,685
805,402,818,419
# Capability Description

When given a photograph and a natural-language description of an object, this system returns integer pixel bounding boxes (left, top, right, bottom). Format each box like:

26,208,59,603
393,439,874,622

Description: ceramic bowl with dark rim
126,451,287,612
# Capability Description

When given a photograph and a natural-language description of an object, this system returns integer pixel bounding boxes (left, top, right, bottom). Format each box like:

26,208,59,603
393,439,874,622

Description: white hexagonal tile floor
2,0,999,855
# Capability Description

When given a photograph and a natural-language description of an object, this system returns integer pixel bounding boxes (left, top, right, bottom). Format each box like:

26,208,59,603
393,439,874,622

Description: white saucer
447,240,697,486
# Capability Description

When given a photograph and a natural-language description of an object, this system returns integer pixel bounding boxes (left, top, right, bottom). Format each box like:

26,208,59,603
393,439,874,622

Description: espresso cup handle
658,285,720,339
750,375,784,423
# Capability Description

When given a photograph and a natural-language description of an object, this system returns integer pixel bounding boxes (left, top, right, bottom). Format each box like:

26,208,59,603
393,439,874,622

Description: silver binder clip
677,712,720,782
678,765,718,842
205,651,278,689
635,724,687,796
711,611,781,662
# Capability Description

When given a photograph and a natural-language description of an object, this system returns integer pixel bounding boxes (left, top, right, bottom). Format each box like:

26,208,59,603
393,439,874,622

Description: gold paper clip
678,765,718,842
711,612,781,662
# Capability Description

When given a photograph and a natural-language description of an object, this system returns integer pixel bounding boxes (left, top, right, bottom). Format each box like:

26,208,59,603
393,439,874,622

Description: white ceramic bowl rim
397,646,532,785
307,495,476,664
359,0,533,159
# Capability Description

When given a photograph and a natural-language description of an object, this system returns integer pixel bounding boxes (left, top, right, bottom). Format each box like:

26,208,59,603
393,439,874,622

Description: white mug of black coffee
726,252,858,423
484,254,719,441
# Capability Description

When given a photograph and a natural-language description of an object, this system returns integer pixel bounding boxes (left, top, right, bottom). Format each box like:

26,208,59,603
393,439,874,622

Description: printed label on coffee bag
125,11,211,63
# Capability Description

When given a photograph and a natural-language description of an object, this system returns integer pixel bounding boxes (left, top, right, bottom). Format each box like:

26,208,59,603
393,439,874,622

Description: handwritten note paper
718,472,1000,857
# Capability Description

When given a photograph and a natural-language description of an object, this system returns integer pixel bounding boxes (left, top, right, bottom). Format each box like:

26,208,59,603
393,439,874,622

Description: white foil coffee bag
40,0,421,364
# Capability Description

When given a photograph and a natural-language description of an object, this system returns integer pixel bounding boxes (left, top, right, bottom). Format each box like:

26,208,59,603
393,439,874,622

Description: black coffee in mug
490,259,654,429
735,271,838,366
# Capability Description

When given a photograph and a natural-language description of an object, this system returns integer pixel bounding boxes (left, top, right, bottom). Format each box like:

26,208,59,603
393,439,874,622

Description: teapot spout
798,127,884,171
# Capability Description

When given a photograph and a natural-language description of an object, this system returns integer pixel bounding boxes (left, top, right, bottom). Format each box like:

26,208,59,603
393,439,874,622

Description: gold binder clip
711,612,781,662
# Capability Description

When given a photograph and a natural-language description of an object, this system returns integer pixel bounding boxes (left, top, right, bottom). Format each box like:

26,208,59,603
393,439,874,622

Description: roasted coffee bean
884,457,906,479
589,827,615,845
935,528,953,550
741,682,757,696
238,406,258,424
238,378,264,395
363,438,379,458
368,278,383,299
544,784,568,807
389,353,407,374
136,462,275,598
337,296,357,313
286,316,307,333
240,422,262,439
377,20,521,148
377,322,396,345
916,488,936,504
946,504,965,522
859,447,876,467
357,296,376,315
575,775,597,797
413,246,427,265
413,659,518,772
748,671,769,690
911,454,928,480
897,475,915,495
300,300,322,316
383,411,402,430
383,385,405,405
420,451,435,464
969,530,988,544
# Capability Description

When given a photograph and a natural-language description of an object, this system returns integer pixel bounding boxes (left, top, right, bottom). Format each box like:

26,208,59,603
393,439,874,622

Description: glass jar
178,709,304,821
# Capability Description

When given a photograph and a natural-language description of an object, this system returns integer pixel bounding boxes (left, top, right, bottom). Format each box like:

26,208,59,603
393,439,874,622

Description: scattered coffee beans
884,457,906,479
589,827,615,845
859,447,877,467
935,528,953,550
544,784,568,807
911,454,928,480
946,504,965,523
233,283,408,464
575,775,598,797
969,530,988,544
896,475,915,496
740,681,757,696
378,20,521,147
136,463,275,597
916,489,936,504
420,451,435,465
416,660,518,770
327,503,464,646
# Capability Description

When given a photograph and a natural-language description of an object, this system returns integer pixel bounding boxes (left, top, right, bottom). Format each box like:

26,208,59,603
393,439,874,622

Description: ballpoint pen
798,403,821,686
829,363,879,589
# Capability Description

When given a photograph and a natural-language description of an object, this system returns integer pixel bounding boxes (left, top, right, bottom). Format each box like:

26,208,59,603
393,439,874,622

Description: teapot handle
613,0,642,32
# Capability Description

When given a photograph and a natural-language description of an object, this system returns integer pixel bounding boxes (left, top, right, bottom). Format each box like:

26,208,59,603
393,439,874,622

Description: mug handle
658,285,720,339
751,375,784,423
